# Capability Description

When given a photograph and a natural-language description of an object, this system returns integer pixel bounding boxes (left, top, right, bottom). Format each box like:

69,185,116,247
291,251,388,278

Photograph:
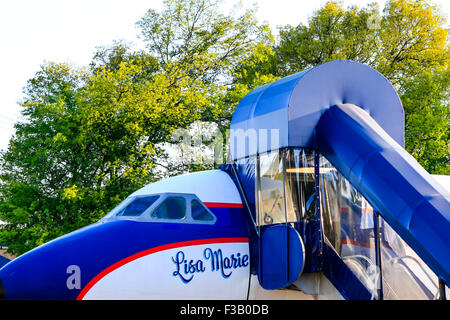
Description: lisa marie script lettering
172,248,249,283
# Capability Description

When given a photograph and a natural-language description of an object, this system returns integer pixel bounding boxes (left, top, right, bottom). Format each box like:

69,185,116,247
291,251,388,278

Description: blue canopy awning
0,255,10,268
229,60,404,160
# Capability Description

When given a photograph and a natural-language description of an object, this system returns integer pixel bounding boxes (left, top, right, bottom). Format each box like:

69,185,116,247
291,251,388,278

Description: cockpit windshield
116,196,160,217
151,196,186,220
100,193,216,225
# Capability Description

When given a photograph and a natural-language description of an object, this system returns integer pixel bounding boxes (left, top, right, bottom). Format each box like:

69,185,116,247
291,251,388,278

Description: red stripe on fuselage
76,237,249,300
203,202,243,208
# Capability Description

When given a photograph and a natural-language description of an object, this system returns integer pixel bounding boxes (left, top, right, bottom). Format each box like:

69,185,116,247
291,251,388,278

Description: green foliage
273,0,448,81
0,0,270,255
247,0,449,173
274,1,380,75
0,63,94,254
401,69,450,174
376,0,448,84
136,0,272,129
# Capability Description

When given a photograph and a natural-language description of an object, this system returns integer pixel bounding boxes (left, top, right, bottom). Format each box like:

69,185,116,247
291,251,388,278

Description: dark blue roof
0,255,10,268
230,60,404,159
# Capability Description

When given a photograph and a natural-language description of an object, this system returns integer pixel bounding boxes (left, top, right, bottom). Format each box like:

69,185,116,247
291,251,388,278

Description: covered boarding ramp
223,60,450,300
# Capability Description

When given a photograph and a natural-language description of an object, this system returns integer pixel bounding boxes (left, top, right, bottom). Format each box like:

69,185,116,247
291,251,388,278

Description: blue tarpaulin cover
225,59,450,287
230,60,404,160
0,255,10,269
315,103,450,285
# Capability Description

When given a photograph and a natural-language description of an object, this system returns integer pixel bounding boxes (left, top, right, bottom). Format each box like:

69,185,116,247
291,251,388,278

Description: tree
136,0,271,130
273,0,448,83
135,0,273,173
400,69,449,174
376,0,448,84
0,0,271,255
238,0,449,174
274,1,380,75
0,63,91,254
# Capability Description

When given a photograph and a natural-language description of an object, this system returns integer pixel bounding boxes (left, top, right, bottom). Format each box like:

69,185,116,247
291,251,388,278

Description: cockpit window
101,193,217,224
191,199,215,221
116,195,160,217
151,196,186,220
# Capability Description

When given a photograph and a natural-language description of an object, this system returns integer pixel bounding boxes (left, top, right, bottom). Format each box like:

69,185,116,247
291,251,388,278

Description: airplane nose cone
0,277,5,299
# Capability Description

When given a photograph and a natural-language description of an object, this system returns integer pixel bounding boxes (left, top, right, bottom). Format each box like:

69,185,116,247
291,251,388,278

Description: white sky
0,0,448,151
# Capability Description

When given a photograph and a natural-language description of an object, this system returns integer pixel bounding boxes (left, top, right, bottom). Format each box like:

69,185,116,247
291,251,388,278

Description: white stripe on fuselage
82,241,250,300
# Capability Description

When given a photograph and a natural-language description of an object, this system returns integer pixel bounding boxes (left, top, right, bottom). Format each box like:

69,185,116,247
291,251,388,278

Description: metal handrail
342,254,380,299
389,255,439,299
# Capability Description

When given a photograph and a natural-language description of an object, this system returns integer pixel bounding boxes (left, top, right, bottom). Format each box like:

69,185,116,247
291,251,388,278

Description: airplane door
255,151,306,290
